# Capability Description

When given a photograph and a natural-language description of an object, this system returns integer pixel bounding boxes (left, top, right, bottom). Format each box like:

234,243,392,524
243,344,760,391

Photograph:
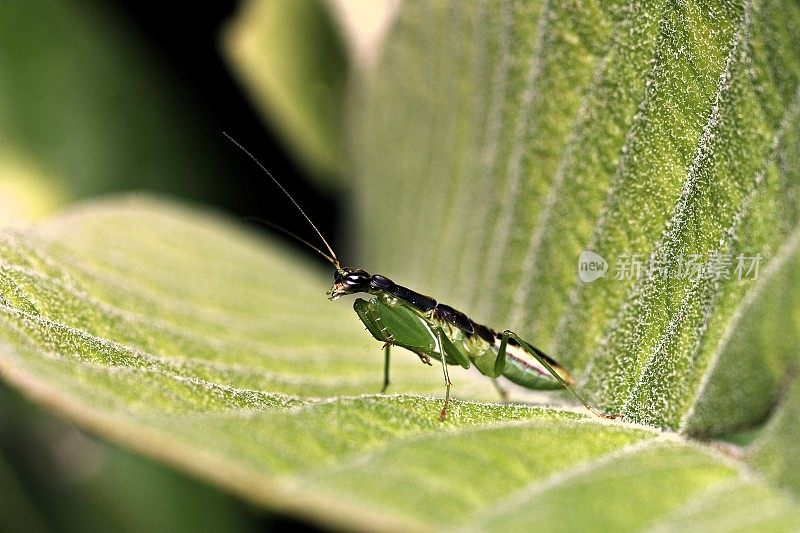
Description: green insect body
354,294,567,388
224,132,612,421
331,270,593,421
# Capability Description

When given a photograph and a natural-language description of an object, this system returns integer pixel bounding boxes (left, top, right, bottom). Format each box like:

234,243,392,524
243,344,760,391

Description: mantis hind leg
499,330,618,419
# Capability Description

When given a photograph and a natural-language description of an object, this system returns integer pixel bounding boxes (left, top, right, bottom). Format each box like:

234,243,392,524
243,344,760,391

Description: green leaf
224,0,349,183
1,197,799,530
349,0,800,432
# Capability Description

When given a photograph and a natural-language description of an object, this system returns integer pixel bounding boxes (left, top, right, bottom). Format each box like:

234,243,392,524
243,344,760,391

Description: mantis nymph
226,133,614,421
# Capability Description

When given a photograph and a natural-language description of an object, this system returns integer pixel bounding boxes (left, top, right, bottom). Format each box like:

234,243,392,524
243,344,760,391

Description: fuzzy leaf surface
0,198,798,530
349,0,800,433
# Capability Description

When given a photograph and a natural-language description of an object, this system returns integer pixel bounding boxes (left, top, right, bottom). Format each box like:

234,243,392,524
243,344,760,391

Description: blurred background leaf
224,0,349,185
0,0,232,210
0,0,342,242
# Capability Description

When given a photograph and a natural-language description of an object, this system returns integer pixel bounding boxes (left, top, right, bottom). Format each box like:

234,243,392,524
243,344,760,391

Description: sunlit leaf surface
0,198,798,530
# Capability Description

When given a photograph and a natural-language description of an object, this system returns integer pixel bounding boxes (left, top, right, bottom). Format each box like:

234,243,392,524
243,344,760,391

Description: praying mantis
225,133,614,421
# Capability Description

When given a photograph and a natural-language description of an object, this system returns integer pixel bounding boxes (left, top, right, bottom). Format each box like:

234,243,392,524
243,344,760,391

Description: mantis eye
333,268,370,293
344,270,370,288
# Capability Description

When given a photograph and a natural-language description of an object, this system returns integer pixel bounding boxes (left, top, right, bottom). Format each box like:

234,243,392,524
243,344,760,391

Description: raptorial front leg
354,298,398,393
354,296,474,421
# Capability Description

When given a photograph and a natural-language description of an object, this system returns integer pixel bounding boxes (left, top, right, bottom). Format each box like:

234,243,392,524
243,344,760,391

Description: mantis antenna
222,132,341,269
242,216,339,267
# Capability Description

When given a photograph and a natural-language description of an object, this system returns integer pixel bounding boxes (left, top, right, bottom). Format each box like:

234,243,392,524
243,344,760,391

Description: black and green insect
226,133,613,421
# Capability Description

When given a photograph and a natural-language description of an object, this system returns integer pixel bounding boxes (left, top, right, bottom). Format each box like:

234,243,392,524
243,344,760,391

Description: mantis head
328,268,371,300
